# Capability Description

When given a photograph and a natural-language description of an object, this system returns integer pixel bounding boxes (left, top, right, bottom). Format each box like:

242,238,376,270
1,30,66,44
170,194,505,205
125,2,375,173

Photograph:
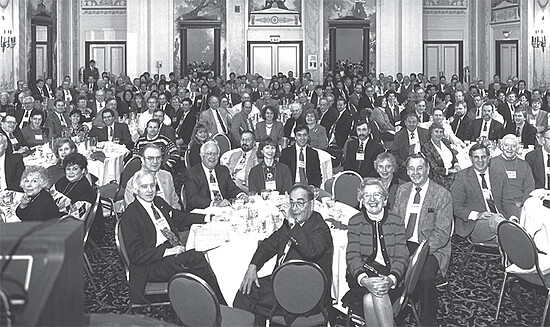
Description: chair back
114,219,131,281
498,221,539,272
180,184,187,212
393,240,429,316
331,171,363,208
83,192,100,244
213,133,231,155
120,157,142,189
271,260,327,315
184,149,191,169
168,273,220,327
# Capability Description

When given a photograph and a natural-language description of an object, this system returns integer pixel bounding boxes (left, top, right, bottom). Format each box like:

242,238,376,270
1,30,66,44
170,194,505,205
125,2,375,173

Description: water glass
261,189,270,201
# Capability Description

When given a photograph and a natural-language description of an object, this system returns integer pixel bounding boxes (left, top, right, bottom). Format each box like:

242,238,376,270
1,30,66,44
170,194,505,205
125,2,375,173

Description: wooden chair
168,273,254,327
325,170,363,208
495,220,550,327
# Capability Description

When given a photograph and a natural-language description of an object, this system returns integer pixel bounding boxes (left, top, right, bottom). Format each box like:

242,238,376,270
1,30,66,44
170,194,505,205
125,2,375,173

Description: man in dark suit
0,134,24,191
466,103,504,141
348,83,364,111
60,80,77,106
450,100,473,141
158,93,175,120
0,115,27,155
517,80,531,104
183,140,247,211
503,110,538,147
153,108,177,145
283,102,306,142
83,59,100,84
392,154,453,326
331,98,354,148
172,97,196,149
88,108,133,150
220,83,241,108
45,99,70,139
119,170,226,305
280,124,322,187
497,92,517,129
525,127,550,189
358,85,377,110
343,120,385,178
233,184,333,326
194,84,210,112
230,100,255,144
30,79,47,101
451,143,520,244
318,98,338,137
390,112,429,180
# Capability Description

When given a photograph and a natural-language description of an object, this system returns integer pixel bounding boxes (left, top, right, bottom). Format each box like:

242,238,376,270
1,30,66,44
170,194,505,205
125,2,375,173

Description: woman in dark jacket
16,166,61,221
248,137,292,195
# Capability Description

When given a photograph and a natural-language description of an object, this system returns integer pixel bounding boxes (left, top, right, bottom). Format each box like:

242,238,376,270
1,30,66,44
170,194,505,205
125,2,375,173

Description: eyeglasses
363,192,384,201
144,156,162,162
289,199,309,208
202,152,219,157
3,121,16,125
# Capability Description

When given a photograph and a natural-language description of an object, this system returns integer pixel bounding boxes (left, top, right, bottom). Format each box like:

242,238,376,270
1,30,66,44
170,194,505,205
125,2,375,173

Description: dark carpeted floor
84,212,548,327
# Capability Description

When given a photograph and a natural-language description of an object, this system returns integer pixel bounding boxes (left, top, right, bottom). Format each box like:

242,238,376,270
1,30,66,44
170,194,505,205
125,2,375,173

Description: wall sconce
503,31,510,39
532,29,546,52
0,29,16,52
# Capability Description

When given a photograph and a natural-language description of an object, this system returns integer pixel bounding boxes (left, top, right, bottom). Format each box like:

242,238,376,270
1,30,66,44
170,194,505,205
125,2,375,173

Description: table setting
0,190,24,223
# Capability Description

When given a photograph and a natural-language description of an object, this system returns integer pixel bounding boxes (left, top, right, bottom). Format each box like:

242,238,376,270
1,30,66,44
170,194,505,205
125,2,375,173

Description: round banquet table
185,194,357,310
23,142,129,187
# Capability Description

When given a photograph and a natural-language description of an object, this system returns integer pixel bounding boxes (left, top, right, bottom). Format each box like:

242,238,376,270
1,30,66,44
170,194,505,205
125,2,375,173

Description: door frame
31,14,54,85
495,40,518,79
247,41,303,79
422,41,464,81
178,19,222,78
328,17,370,76
85,41,127,75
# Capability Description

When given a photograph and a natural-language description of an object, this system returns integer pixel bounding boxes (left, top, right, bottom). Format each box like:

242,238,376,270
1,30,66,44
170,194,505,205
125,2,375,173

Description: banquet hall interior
2,0,550,326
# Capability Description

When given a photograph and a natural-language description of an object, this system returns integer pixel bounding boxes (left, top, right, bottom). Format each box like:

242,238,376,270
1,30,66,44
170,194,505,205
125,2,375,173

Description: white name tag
298,160,306,169
482,189,492,200
35,134,43,141
265,180,277,190
409,203,421,213
506,171,516,179
356,153,365,161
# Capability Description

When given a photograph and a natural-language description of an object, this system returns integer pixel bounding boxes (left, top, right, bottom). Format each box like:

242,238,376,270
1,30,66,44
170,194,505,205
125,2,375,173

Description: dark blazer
183,164,243,211
160,124,177,145
466,118,504,141
525,147,547,189
283,116,306,139
0,127,27,154
390,127,430,168
319,108,339,138
342,138,385,178
83,66,100,83
450,166,520,237
358,95,377,110
16,189,61,221
120,196,205,302
88,122,133,150
248,161,293,195
3,152,24,191
250,211,333,285
421,139,458,190
392,181,453,276
172,109,197,146
254,121,284,145
449,114,473,141
333,110,354,148
497,102,516,129
503,122,538,147
279,145,322,187
45,111,70,139
230,112,254,144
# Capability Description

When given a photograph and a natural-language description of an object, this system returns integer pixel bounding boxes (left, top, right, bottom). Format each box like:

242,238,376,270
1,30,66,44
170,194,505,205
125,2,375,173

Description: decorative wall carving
248,0,301,24
424,9,467,14
249,6,301,26
81,0,126,8
423,0,468,8
491,0,520,24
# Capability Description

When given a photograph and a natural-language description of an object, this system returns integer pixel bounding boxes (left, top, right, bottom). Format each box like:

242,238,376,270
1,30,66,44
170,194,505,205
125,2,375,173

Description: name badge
356,153,365,161
265,180,277,190
506,171,516,179
298,160,306,169
209,182,221,194
482,189,492,200
35,134,43,141
409,203,421,213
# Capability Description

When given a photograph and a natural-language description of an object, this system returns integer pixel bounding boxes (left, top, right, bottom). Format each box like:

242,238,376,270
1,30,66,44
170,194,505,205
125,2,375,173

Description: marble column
303,0,323,83
226,0,247,78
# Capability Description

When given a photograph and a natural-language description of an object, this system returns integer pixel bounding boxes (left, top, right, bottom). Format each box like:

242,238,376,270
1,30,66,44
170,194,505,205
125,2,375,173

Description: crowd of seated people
3,66,550,326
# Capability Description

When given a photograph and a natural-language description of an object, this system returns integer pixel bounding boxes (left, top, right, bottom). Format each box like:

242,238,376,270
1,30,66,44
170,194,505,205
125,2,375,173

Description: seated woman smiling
16,166,61,221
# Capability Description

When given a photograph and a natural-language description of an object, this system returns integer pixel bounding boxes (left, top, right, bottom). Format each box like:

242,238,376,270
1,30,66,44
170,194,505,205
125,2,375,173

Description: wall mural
491,0,520,24
248,0,301,22
323,0,376,76
173,0,225,78
26,0,57,84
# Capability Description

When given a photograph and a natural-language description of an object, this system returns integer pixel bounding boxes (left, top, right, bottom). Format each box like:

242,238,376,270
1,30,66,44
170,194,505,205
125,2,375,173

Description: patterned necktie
248,117,255,132
409,133,416,154
480,173,498,213
454,117,461,134
232,152,247,178
151,203,182,247
209,170,216,183
298,148,307,184
357,141,364,154
483,121,488,132
109,126,113,139
215,109,227,133
516,126,521,137
405,187,422,238
209,170,222,201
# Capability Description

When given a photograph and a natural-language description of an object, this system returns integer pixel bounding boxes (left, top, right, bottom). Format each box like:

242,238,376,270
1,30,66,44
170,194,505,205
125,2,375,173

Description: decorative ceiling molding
81,0,126,14
81,9,126,15
423,0,468,9
424,9,467,15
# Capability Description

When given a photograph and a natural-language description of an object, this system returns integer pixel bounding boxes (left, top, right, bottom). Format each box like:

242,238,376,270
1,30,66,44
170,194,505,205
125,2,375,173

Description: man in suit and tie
526,127,550,189
342,119,385,178
172,97,197,150
0,134,24,191
283,102,306,143
466,103,504,141
83,59,100,84
120,170,226,305
198,96,231,136
385,91,402,127
184,140,247,211
60,80,77,106
194,84,211,112
45,99,70,139
451,143,519,245
391,112,430,180
318,98,338,138
88,108,133,150
158,93,175,120
477,80,488,99
89,89,107,119
222,131,258,192
392,154,453,327
31,79,47,101
517,80,532,104
233,184,333,326
450,100,473,141
349,83,364,111
358,85,377,110
504,78,518,95
17,96,35,129
153,109,177,145
497,92,518,129
220,82,241,108
230,100,256,144
279,124,322,187
0,115,27,155
330,98,354,148
503,110,538,147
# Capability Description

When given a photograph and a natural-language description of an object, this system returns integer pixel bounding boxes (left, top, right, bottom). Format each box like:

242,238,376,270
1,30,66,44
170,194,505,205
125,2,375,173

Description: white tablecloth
186,196,358,309
0,191,24,223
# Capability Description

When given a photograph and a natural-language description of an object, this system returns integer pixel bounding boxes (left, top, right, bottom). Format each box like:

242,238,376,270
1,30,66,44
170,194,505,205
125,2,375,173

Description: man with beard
465,103,504,141
222,131,259,193
343,120,385,178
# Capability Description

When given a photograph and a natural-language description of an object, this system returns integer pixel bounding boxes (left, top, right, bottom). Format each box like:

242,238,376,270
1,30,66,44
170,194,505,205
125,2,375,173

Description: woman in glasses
344,178,409,326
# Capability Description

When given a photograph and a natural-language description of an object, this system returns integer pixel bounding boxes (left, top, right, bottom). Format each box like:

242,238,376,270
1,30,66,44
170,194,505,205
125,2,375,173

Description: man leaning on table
120,170,226,305
184,140,247,211
124,143,180,210
233,184,333,326
450,143,520,244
